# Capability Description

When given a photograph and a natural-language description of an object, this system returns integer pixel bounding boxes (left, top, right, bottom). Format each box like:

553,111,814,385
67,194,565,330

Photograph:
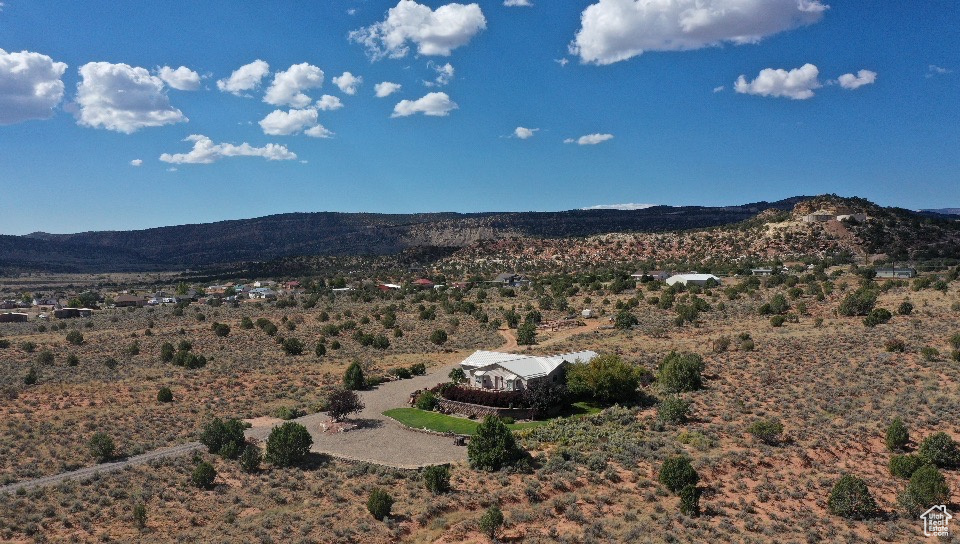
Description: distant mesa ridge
2,195,956,273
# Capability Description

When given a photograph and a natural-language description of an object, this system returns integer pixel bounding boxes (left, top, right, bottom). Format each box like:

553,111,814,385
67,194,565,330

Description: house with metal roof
665,273,722,287
459,349,598,391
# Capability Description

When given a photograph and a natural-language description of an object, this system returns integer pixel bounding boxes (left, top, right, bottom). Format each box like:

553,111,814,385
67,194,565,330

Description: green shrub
614,310,638,330
23,367,38,385
326,388,364,421
344,361,365,390
191,461,217,489
658,456,698,493
274,406,306,420
679,484,701,516
265,422,313,467
918,432,960,468
921,346,940,361
838,287,878,316
656,352,704,394
863,308,892,327
211,322,230,337
423,464,451,494
429,329,448,345
889,454,925,479
747,418,784,445
157,387,173,403
160,342,175,362
568,353,644,402
89,432,115,463
367,488,394,521
20,341,36,353
415,391,438,411
281,337,305,355
0,339,8,349
950,333,960,350
240,316,254,329
410,362,426,376
885,418,909,452
827,474,878,519
478,505,504,540
768,294,790,315
657,395,691,424
898,464,949,516
884,339,906,353
468,415,524,471
897,301,913,315
516,321,537,345
199,418,246,458
448,367,467,384
65,330,84,345
240,444,261,473
770,315,785,327
132,502,147,530
66,353,79,366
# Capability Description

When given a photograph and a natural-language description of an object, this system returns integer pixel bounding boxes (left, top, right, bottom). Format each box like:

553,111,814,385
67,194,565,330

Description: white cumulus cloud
375,81,402,97
75,62,187,133
837,69,876,90
130,159,143,167
332,71,362,95
316,94,344,110
157,65,201,91
425,61,454,86
570,0,827,65
264,63,324,107
391,91,458,117
734,63,820,99
504,0,533,6
305,124,334,138
350,0,487,59
259,108,319,136
514,126,538,139
565,133,614,145
217,60,270,95
0,48,67,125
159,134,297,164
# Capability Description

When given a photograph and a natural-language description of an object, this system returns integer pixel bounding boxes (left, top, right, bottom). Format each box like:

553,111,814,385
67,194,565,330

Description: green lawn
383,401,603,436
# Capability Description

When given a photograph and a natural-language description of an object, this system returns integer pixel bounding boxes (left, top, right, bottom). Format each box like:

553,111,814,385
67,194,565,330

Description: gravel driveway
245,362,467,469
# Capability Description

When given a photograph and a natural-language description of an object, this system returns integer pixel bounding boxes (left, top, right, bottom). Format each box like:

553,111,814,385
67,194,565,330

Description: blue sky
0,1,957,234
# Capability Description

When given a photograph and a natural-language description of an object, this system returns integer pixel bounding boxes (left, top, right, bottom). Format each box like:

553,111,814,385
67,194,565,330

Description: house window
506,379,513,390
495,376,503,389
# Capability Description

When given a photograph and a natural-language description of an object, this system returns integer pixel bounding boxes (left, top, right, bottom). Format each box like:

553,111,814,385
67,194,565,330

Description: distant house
802,210,838,223
751,268,774,276
254,280,276,288
412,278,435,289
0,312,29,323
54,308,93,319
284,281,301,290
665,273,722,287
0,301,18,310
581,309,595,318
32,297,60,307
248,287,277,299
631,270,669,282
114,294,146,308
876,267,917,279
459,350,598,392
836,213,867,223
492,273,530,287
451,281,472,290
377,283,402,291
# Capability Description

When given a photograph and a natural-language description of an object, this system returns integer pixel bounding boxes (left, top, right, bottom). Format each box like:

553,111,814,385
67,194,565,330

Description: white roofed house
459,350,598,392
665,273,722,287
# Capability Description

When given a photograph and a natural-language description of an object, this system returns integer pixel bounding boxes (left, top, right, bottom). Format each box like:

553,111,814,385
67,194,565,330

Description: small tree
885,418,909,452
863,308,892,327
423,464,451,494
448,367,467,384
415,391,438,411
897,301,913,315
65,330,84,346
679,484,701,516
281,337,305,355
889,454,925,479
327,388,364,421
160,342,175,362
747,418,784,445
478,505,504,541
344,361,365,390
827,474,878,519
367,488,394,521
23,366,38,385
315,342,326,357
199,418,246,459
468,415,523,471
516,321,537,345
614,310,638,330
567,353,643,403
191,461,217,489
657,352,704,394
265,422,313,467
430,329,448,346
240,444,261,473
522,381,569,420
658,456,698,493
157,387,173,403
838,287,878,316
899,464,949,516
132,503,147,530
211,322,230,337
657,395,691,424
918,432,960,468
89,432,116,463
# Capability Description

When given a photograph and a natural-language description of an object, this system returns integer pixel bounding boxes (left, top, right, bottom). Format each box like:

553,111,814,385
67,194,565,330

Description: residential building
459,349,598,392
665,273,722,287
876,267,918,279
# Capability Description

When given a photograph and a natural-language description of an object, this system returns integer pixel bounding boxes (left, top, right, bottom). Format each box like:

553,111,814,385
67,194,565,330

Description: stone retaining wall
437,398,532,420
